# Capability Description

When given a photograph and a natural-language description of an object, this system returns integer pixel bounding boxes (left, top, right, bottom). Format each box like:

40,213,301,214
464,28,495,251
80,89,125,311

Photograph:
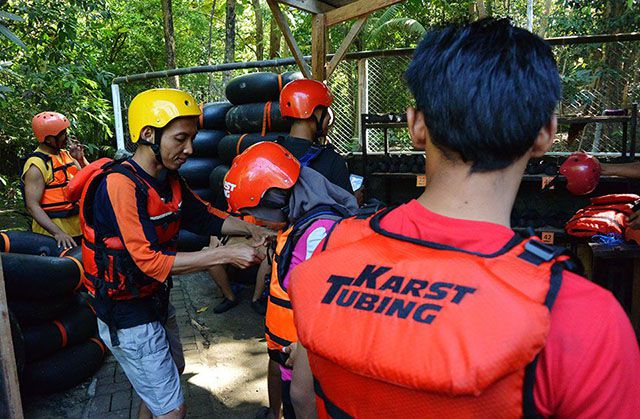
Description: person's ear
140,126,155,144
531,115,557,157
407,107,427,150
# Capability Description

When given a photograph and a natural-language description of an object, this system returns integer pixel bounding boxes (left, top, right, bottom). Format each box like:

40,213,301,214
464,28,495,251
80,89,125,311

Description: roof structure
267,0,404,80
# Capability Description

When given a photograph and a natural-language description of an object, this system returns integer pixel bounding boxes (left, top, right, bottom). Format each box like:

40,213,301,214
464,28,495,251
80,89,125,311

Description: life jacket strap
313,377,354,419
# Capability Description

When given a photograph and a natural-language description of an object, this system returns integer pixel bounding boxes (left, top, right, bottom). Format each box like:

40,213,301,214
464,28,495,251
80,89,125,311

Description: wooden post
357,57,368,148
312,13,327,81
0,258,24,419
267,0,312,78
325,16,368,79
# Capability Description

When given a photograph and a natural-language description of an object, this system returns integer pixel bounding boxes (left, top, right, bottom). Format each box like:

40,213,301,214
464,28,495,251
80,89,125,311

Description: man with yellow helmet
79,88,267,419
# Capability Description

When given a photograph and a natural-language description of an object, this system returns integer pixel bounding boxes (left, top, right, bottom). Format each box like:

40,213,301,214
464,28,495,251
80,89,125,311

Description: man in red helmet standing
278,79,352,194
21,111,89,249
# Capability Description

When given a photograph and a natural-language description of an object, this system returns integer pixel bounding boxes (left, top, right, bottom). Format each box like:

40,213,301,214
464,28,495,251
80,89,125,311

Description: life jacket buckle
355,200,384,219
523,240,562,262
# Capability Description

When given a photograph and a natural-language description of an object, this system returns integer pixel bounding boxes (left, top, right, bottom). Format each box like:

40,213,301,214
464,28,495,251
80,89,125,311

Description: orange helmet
224,142,300,212
280,79,333,119
32,112,70,143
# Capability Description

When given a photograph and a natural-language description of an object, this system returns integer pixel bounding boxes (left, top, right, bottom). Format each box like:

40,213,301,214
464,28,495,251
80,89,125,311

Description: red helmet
224,142,300,212
280,79,333,119
32,112,70,143
559,152,601,195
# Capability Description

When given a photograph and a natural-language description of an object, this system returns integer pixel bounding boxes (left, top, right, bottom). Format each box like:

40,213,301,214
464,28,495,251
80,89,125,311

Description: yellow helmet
128,88,201,143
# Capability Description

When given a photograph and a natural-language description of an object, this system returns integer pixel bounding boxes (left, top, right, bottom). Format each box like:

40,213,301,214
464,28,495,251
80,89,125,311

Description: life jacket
78,160,183,344
565,193,639,237
20,150,79,218
265,206,346,366
289,207,579,418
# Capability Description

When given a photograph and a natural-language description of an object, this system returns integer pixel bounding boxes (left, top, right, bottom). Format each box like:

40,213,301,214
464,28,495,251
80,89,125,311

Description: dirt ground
22,270,271,419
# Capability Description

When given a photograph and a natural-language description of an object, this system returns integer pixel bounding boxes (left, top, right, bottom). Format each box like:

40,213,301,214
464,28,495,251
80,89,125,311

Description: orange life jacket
289,208,578,418
565,193,639,237
21,150,79,218
265,207,345,366
79,160,182,301
65,157,112,203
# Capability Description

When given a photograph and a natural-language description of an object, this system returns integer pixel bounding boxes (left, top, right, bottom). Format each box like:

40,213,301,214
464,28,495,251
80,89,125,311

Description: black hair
405,18,561,172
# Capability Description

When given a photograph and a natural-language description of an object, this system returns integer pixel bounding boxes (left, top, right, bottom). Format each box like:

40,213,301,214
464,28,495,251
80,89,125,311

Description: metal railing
112,33,640,157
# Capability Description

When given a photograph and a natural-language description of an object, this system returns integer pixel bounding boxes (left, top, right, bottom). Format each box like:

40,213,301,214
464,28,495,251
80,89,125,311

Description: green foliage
0,0,638,172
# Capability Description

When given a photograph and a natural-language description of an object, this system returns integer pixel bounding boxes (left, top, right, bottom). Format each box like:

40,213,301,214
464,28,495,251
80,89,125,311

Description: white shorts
98,304,185,416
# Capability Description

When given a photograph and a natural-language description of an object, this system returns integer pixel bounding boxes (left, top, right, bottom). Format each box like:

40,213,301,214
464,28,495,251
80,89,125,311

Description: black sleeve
329,154,353,194
180,184,225,237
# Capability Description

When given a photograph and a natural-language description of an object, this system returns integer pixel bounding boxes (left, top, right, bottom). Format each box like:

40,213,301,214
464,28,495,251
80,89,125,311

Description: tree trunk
252,0,264,61
269,17,281,59
476,0,487,18
602,0,625,107
538,0,553,37
224,0,236,82
161,0,179,88
206,0,218,100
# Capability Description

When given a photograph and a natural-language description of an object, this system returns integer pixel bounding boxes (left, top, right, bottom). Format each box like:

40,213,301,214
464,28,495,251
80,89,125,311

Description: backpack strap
298,144,325,167
275,206,346,288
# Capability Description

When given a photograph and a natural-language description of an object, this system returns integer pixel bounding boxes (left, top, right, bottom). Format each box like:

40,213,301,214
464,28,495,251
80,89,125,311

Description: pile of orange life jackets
565,194,640,238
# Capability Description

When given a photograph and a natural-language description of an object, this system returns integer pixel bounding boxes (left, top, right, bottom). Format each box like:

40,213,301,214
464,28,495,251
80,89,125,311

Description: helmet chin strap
138,128,164,165
311,108,329,144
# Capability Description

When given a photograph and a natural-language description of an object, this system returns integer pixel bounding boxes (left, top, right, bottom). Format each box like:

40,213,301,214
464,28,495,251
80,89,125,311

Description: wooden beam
267,0,312,78
326,16,367,79
325,0,402,27
312,13,327,81
0,258,24,419
274,0,333,14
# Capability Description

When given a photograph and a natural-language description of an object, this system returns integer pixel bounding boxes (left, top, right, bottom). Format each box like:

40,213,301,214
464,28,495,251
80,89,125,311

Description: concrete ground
23,271,270,419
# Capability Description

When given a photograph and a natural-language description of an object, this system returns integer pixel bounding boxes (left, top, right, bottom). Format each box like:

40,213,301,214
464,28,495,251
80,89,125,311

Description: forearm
170,247,232,275
600,162,640,178
26,204,64,236
221,216,255,237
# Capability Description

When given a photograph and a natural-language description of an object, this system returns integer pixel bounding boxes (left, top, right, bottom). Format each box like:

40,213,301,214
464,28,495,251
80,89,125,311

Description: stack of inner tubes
178,71,302,248
510,208,573,230
179,102,230,204
525,158,560,176
368,154,426,174
1,231,106,395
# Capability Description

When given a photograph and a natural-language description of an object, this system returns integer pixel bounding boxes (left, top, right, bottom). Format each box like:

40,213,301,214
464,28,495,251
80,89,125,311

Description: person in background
22,112,88,249
288,18,640,418
277,79,352,194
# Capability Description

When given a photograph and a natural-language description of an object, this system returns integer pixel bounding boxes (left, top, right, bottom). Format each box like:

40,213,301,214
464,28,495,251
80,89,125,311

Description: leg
208,264,236,301
253,257,272,302
138,402,152,419
164,304,185,374
267,359,283,419
98,319,185,419
281,379,296,419
139,398,186,419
